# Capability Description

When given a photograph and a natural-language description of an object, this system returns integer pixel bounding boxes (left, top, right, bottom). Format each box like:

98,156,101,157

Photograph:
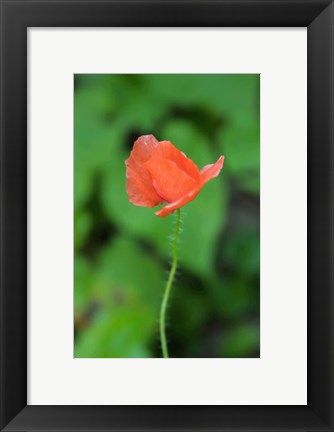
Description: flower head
125,135,224,217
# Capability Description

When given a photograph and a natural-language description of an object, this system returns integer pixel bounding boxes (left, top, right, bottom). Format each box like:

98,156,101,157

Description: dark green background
74,74,260,358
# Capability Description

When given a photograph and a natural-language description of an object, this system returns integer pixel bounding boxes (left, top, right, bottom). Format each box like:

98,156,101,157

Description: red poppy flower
125,135,224,218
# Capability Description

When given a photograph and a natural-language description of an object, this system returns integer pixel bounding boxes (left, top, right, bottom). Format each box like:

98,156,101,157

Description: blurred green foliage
74,74,260,358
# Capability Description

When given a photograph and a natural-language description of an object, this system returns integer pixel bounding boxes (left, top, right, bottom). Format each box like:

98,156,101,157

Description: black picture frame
1,0,333,431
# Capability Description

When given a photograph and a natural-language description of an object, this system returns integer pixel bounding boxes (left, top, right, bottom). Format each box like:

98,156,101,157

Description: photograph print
74,74,260,358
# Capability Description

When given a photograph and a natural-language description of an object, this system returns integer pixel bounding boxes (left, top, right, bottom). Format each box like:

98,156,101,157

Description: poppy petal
154,141,200,182
200,156,224,185
144,156,198,203
131,135,159,164
155,186,200,218
126,156,165,207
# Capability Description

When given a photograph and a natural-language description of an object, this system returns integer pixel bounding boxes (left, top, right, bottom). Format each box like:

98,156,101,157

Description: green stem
159,208,181,358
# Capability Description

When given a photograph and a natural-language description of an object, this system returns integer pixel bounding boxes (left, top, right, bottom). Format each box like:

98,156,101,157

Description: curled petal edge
155,186,200,218
200,155,225,186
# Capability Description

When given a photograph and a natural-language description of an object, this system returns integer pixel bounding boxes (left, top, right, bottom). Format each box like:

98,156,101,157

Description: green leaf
74,84,127,209
74,256,94,316
142,74,259,124
220,322,260,357
74,307,153,358
74,235,165,358
95,235,163,308
106,74,168,130
217,121,260,193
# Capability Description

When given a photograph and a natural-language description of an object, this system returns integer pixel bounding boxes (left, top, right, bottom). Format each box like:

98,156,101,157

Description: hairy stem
159,208,181,358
